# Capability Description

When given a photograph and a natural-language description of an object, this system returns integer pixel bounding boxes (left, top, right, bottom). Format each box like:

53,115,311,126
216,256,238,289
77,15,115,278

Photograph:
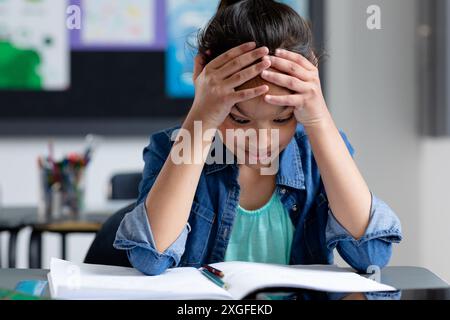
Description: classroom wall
325,0,450,283
420,140,450,283
1,0,449,283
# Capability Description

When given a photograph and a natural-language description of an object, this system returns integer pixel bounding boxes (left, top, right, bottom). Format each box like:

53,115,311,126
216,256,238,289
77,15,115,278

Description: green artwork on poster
0,0,69,90
0,41,42,89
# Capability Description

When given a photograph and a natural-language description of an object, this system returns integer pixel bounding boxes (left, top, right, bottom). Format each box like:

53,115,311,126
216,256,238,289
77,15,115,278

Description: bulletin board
0,0,324,136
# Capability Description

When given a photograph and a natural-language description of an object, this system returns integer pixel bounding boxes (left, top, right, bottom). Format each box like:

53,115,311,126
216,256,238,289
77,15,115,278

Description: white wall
325,0,422,267
0,136,148,268
420,139,450,283
325,0,450,283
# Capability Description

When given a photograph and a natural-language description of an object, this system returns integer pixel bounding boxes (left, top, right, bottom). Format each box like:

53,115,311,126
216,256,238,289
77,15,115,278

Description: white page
49,258,232,300
210,261,397,299
49,258,396,300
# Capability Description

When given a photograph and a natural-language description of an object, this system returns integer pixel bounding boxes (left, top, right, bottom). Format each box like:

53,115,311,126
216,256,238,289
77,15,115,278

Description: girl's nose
247,126,273,153
258,129,271,150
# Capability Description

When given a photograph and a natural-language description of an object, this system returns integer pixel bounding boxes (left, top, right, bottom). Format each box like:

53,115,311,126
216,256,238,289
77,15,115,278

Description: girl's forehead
235,96,293,119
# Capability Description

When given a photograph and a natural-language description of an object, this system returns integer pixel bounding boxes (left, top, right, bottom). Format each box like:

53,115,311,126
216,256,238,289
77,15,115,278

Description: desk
0,207,37,268
28,214,110,268
0,204,128,268
0,266,447,299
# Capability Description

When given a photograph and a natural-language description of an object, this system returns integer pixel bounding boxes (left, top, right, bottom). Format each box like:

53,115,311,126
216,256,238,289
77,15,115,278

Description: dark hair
196,0,320,67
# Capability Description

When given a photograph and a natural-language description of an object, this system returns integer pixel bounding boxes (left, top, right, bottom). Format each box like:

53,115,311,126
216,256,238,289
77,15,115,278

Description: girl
114,0,402,276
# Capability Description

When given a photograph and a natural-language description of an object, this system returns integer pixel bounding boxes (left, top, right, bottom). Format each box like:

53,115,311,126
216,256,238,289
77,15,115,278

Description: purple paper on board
69,0,166,51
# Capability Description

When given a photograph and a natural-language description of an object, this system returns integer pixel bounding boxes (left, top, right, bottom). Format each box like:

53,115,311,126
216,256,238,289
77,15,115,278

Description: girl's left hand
260,49,330,127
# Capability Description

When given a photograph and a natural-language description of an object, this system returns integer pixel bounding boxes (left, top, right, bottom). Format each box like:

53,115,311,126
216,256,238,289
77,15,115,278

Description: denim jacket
114,124,402,276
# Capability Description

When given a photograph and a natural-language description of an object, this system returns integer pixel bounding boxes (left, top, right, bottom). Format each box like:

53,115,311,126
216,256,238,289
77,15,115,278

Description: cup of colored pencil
37,135,99,220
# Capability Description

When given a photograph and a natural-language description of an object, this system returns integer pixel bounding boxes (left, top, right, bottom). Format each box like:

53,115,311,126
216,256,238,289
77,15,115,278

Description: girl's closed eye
228,113,295,125
229,113,250,124
273,114,294,124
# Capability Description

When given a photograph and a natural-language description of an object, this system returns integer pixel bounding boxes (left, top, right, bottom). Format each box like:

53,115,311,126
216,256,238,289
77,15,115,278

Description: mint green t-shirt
224,191,295,265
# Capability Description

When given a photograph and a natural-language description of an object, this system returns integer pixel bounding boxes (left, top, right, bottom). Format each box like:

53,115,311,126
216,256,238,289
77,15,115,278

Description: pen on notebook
200,268,228,289
203,265,224,278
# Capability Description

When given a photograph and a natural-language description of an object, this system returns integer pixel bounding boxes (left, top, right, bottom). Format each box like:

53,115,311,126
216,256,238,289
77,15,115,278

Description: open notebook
48,258,396,300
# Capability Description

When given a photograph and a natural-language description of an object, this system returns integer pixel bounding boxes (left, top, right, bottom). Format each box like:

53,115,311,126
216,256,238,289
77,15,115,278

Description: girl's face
218,68,297,170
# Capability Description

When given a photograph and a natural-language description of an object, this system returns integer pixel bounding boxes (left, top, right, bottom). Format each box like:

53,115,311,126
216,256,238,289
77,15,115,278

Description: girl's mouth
245,149,272,162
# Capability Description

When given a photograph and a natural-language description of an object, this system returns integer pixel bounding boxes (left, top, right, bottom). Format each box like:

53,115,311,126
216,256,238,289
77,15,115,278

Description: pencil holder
59,164,86,218
37,165,59,221
38,156,87,220
37,136,97,220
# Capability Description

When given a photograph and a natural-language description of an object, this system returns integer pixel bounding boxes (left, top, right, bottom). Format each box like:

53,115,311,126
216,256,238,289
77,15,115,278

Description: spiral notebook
48,258,395,300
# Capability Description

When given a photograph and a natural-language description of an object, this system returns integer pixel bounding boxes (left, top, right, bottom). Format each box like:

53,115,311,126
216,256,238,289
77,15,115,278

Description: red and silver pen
202,265,224,278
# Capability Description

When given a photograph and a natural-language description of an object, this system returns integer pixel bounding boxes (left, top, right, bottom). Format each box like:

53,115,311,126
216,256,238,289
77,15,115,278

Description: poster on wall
0,0,69,90
70,0,165,51
165,0,311,99
78,0,161,49
166,0,218,98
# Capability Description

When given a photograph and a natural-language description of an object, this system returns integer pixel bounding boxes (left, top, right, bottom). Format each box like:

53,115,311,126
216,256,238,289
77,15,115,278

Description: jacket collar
275,136,306,190
204,132,306,190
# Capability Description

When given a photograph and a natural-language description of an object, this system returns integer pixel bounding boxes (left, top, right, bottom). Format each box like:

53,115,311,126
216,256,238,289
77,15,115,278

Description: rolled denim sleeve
325,192,402,273
113,201,191,276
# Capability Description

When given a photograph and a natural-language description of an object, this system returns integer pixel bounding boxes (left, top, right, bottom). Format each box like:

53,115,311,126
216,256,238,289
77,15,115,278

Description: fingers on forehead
210,42,257,68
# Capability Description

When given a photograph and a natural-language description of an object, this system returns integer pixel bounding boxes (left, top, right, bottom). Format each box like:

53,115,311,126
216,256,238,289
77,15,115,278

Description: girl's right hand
189,42,272,130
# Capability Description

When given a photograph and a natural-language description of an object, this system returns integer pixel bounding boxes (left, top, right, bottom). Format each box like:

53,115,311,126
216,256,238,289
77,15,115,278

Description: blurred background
0,0,449,282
